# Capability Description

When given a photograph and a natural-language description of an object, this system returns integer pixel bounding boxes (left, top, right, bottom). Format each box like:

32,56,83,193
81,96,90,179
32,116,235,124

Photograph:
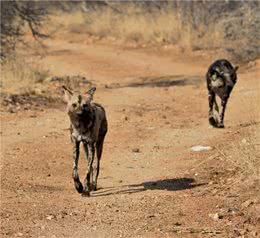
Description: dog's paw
217,123,224,128
81,191,90,197
74,180,83,194
209,116,218,127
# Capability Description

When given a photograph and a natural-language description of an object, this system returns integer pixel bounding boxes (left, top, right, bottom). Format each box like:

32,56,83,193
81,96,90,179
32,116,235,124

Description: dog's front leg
72,140,83,193
82,142,95,197
208,90,217,127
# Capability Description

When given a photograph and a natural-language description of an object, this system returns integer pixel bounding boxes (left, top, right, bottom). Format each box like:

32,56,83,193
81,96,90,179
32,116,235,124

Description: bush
0,0,47,59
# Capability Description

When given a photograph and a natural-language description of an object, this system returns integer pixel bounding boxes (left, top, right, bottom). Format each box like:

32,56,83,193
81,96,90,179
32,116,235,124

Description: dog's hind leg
218,97,228,128
93,137,105,191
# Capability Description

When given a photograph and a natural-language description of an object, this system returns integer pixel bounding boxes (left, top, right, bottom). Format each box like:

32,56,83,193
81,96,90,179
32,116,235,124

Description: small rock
8,107,16,113
34,88,43,94
45,76,53,82
209,213,223,221
132,148,140,153
227,207,239,214
250,231,258,237
46,215,54,220
17,232,23,237
191,145,212,151
61,211,68,216
247,61,256,68
241,199,254,208
174,222,182,226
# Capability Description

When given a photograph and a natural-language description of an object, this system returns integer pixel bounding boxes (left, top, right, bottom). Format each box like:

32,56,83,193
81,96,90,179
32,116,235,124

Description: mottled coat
206,59,239,128
62,86,107,196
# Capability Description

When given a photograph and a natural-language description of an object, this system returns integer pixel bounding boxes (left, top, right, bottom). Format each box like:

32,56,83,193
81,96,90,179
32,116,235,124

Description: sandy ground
1,38,260,237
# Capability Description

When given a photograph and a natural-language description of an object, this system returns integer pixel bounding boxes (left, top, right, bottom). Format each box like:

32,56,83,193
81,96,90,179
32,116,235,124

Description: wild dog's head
211,65,239,88
62,86,96,116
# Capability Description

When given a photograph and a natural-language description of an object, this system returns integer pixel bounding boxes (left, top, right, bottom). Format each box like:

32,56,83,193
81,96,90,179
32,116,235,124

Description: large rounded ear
234,65,239,72
87,87,96,98
61,86,73,102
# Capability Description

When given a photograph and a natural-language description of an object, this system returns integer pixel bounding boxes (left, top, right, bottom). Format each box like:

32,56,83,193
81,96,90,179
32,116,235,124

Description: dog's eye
72,103,77,108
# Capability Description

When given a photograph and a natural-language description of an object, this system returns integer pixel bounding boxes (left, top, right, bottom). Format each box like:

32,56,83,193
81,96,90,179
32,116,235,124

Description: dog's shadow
92,177,204,197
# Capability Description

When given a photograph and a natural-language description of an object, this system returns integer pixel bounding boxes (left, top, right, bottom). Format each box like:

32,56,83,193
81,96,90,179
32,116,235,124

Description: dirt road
1,39,259,237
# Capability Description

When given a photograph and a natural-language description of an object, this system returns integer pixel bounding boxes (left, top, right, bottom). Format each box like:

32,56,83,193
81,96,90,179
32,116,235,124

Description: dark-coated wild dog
206,59,239,128
62,86,107,196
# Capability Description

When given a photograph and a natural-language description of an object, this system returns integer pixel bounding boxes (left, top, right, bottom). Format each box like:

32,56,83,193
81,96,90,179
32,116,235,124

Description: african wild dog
206,59,239,128
62,86,108,197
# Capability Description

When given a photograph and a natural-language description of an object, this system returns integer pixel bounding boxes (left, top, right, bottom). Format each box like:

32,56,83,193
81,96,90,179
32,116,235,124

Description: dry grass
47,2,259,62
54,5,224,51
47,11,87,35
1,56,49,95
217,125,259,181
